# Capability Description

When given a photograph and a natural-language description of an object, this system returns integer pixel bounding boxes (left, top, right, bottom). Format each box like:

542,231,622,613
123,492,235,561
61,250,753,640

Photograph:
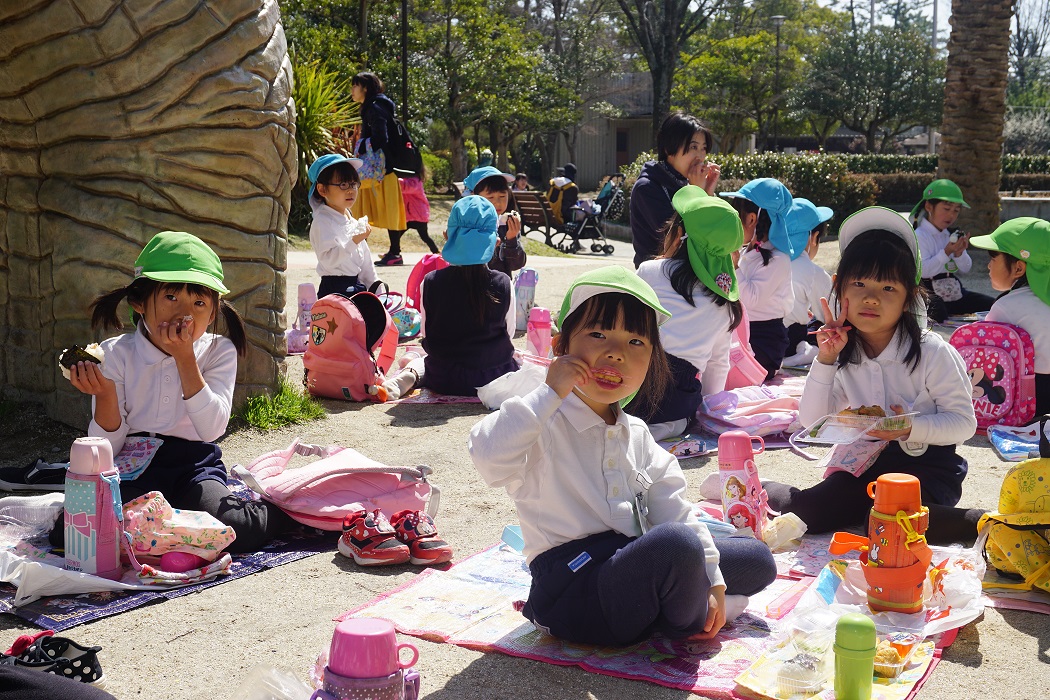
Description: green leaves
290,58,360,189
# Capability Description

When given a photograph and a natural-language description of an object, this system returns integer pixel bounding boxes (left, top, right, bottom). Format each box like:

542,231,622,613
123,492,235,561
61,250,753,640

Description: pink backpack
724,306,768,390
949,321,1036,429
303,292,398,401
405,253,449,309
231,440,440,530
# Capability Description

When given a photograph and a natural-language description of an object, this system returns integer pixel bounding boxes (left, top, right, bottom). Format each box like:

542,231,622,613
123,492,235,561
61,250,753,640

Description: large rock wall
0,0,296,427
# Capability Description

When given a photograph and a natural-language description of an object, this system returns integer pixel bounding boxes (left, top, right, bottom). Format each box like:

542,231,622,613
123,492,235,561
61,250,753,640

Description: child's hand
68,361,115,397
692,586,727,640
867,403,913,441
505,211,521,241
813,296,850,365
545,354,592,399
363,223,372,238
944,231,968,257
153,316,197,361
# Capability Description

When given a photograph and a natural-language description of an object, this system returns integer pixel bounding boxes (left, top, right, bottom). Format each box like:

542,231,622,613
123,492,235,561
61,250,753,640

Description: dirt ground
1,223,1048,699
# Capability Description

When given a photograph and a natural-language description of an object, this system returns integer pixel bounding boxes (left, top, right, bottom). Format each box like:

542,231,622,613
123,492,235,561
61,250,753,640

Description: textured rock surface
0,0,296,427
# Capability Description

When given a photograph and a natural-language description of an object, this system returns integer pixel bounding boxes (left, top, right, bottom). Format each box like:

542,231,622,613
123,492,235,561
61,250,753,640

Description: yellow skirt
353,172,407,230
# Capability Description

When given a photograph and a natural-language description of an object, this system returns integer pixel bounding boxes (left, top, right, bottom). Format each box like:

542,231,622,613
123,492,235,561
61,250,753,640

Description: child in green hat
47,231,294,551
970,217,1050,414
469,266,776,646
911,178,994,322
630,185,744,439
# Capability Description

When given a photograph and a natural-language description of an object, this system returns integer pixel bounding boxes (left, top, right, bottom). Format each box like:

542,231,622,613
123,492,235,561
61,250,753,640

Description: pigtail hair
90,287,133,331
217,299,248,356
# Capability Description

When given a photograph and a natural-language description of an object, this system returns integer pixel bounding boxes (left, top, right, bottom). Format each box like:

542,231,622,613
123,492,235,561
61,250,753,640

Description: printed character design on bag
949,321,1036,428
304,293,398,401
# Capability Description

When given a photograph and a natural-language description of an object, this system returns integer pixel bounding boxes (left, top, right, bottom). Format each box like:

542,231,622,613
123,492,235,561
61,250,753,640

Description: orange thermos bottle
830,473,933,614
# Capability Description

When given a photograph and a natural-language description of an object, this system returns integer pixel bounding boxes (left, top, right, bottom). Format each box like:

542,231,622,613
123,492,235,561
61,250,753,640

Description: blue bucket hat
442,196,499,266
720,178,795,257
307,153,364,200
785,198,835,260
463,166,514,195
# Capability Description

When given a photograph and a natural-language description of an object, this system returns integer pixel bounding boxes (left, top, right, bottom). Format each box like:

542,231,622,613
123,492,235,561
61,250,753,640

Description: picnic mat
390,387,481,404
0,528,334,631
340,544,938,698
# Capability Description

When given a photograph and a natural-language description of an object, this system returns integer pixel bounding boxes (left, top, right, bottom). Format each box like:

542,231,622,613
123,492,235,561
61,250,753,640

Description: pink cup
328,618,418,679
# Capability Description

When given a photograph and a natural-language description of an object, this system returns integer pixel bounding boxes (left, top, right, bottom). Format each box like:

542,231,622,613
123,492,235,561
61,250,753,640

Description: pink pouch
123,491,236,563
232,440,440,531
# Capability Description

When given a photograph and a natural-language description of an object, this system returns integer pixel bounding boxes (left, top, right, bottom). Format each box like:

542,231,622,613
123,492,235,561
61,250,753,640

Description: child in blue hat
464,166,526,276
409,196,518,397
783,198,834,365
307,154,379,298
721,178,796,379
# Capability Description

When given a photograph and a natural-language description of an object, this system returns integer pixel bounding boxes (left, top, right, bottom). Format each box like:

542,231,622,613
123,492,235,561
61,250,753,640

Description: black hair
351,72,384,102
553,292,671,417
91,278,248,356
658,215,743,331
312,161,362,202
473,175,509,195
832,230,925,371
657,112,714,161
730,197,773,266
988,249,1031,295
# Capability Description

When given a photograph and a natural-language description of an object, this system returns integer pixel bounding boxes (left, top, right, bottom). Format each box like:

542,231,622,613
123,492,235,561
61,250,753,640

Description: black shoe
376,253,404,267
0,459,67,492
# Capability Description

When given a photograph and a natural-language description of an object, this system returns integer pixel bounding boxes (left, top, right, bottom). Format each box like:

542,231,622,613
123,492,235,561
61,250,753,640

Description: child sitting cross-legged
469,267,777,646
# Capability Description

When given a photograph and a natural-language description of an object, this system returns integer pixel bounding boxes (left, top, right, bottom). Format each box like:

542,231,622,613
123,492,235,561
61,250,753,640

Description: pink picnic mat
389,387,481,404
339,544,942,698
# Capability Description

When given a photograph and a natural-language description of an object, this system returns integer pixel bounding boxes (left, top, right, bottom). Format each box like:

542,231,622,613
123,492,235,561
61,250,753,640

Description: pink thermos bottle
526,307,552,358
64,437,123,580
313,618,420,700
717,430,767,540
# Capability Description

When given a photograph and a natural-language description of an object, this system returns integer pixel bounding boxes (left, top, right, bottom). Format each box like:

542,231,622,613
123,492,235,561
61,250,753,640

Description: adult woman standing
630,113,721,268
351,72,409,266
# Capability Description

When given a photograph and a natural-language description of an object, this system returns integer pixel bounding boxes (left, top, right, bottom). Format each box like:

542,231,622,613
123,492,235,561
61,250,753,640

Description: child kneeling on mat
468,267,777,646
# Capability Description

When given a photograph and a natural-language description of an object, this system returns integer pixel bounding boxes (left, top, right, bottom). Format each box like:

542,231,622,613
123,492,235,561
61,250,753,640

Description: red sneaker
390,510,453,565
338,507,410,566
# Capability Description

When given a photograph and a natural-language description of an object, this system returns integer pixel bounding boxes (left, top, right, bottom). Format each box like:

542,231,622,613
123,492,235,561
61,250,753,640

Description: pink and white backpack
303,292,398,401
949,321,1036,429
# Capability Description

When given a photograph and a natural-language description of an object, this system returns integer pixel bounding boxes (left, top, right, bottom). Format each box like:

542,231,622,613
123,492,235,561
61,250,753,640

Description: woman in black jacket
351,72,410,265
630,113,721,267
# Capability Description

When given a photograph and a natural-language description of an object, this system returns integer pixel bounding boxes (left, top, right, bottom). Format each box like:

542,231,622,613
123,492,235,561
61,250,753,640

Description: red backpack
303,292,398,401
405,253,449,309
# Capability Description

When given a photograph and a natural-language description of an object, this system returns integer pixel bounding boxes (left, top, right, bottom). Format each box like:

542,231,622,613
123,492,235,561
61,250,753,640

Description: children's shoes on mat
2,630,106,685
338,507,411,566
390,510,453,565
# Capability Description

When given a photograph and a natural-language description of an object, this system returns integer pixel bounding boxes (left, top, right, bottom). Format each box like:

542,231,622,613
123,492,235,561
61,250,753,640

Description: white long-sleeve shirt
785,252,832,327
915,218,972,278
309,199,378,287
799,329,976,456
986,286,1050,374
90,326,237,455
738,243,794,321
468,384,724,589
637,259,733,394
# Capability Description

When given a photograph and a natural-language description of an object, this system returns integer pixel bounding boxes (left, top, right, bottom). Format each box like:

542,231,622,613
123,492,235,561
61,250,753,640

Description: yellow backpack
977,455,1050,593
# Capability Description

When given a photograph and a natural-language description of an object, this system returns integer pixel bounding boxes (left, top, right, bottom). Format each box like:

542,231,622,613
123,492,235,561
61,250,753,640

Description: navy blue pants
523,524,777,646
318,275,363,299
763,442,981,544
749,318,789,381
786,319,822,351
921,277,994,323
625,352,701,424
420,355,519,397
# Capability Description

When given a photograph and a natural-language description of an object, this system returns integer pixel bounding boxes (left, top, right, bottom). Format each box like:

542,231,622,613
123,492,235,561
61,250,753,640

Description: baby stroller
550,172,622,256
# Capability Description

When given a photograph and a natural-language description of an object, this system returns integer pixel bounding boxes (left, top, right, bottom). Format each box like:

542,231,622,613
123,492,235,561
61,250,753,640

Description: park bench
512,190,568,248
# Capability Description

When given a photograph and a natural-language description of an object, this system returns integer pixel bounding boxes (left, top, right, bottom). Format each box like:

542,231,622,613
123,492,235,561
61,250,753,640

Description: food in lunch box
873,639,904,676
837,405,887,417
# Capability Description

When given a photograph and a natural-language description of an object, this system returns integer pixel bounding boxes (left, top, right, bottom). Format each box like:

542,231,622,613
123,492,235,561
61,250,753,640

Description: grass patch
521,237,573,257
235,378,327,430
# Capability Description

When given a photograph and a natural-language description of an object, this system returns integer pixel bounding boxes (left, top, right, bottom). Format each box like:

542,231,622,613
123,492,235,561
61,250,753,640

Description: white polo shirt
986,286,1050,374
916,218,972,277
786,252,832,327
738,243,795,321
309,199,378,287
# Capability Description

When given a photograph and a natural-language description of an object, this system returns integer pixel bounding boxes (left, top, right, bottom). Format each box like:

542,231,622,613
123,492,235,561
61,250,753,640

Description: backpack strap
376,318,399,375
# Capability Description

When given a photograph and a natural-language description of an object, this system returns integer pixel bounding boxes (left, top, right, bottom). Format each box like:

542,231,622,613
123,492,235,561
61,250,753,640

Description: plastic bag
477,355,545,410
229,664,314,700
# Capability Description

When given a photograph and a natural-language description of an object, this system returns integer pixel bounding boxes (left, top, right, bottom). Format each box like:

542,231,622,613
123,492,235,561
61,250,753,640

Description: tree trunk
938,0,1015,234
650,63,673,148
448,119,467,180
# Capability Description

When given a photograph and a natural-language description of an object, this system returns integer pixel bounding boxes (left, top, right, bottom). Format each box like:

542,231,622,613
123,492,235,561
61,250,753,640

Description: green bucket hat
134,231,230,295
909,178,969,222
673,186,742,301
557,266,670,329
970,217,1050,306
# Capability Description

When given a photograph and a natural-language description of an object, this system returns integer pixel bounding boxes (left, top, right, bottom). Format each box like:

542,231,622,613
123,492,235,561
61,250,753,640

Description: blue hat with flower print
442,196,499,266
719,178,795,257
463,166,515,195
307,153,364,200
785,198,835,260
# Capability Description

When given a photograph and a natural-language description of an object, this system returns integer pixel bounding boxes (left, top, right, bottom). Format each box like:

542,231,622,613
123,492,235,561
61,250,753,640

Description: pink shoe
390,510,453,565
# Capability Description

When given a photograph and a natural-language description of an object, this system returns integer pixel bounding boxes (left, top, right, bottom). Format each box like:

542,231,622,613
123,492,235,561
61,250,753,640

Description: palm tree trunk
938,1,1015,235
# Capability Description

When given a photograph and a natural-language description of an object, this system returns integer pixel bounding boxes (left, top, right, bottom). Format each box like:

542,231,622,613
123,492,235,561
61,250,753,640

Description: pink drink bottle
514,268,538,331
717,430,767,540
526,307,552,358
314,618,421,700
65,437,123,579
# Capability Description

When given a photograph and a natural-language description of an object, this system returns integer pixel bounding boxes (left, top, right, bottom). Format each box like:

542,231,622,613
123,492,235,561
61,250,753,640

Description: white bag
477,355,546,410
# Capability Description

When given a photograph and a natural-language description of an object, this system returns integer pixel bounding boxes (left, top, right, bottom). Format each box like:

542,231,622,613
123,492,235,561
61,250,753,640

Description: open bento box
798,411,918,445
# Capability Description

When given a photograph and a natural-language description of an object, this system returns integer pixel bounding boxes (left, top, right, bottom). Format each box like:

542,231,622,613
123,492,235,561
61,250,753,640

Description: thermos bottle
64,437,123,580
313,618,420,700
717,430,767,540
834,613,876,700
526,307,552,359
515,268,538,332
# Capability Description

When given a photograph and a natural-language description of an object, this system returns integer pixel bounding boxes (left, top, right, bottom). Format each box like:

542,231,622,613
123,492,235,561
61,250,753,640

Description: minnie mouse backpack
303,292,398,401
949,321,1036,428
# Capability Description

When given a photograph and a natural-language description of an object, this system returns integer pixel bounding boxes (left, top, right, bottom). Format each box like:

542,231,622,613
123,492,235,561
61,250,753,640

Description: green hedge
838,153,1050,174
1001,173,1050,192
869,173,931,204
